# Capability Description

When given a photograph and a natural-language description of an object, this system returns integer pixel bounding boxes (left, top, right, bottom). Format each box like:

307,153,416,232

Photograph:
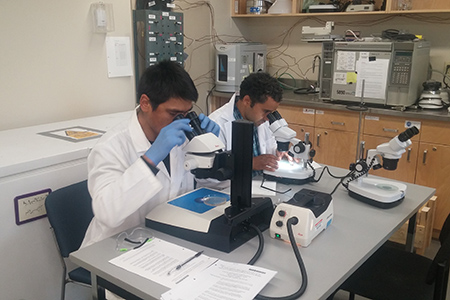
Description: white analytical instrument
263,111,315,184
301,21,342,42
270,188,333,247
345,126,420,208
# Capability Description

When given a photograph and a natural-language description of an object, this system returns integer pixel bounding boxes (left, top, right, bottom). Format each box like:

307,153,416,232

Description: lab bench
211,90,450,241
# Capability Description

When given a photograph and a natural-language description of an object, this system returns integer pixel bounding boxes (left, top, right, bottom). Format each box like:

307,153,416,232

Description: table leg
91,273,99,300
405,213,417,253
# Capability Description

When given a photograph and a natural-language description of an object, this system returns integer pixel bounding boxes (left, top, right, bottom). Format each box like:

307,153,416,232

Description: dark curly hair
239,72,283,107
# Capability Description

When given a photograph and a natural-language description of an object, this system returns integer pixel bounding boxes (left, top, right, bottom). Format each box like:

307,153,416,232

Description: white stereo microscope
344,126,420,208
263,111,316,184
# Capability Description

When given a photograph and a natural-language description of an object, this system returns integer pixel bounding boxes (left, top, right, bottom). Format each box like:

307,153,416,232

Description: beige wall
0,0,137,130
1,1,449,130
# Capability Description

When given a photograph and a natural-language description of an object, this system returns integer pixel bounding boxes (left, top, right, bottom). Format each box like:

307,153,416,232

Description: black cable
381,29,416,41
206,84,216,115
255,217,308,300
346,104,368,111
314,165,352,183
260,176,292,194
293,87,318,95
248,223,264,265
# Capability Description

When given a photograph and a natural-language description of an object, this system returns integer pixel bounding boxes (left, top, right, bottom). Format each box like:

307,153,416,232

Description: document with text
109,238,217,288
161,260,277,300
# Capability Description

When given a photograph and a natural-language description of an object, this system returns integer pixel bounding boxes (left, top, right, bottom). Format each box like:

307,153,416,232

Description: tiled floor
66,239,447,300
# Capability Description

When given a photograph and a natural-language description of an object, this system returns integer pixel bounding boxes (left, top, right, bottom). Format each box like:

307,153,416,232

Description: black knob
293,143,305,154
276,221,283,227
278,210,286,217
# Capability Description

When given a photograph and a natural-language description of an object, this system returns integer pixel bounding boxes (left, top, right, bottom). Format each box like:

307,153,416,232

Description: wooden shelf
231,0,450,17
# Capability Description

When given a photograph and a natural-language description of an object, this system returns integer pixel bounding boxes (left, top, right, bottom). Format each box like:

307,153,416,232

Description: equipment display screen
218,54,228,81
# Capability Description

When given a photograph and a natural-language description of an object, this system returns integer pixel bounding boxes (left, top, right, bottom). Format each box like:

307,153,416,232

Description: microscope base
263,173,314,185
145,196,274,253
347,178,406,209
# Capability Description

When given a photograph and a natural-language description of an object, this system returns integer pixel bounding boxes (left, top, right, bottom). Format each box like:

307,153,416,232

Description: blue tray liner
168,188,230,214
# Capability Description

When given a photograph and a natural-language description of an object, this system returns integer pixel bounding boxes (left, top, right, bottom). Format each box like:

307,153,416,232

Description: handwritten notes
14,189,51,225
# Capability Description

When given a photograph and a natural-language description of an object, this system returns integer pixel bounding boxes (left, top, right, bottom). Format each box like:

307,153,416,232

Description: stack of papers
109,238,276,300
161,260,276,300
109,238,216,288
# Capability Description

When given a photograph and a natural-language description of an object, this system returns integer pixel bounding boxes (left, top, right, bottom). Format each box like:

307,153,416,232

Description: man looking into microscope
82,61,220,250
209,72,284,175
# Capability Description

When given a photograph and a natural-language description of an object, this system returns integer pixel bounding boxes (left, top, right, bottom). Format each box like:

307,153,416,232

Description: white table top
71,167,435,300
0,111,132,177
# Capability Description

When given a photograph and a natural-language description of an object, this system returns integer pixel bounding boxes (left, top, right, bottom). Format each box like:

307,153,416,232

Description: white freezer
0,110,132,300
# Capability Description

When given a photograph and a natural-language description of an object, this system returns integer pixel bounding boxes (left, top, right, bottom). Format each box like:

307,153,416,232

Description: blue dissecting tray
168,188,230,214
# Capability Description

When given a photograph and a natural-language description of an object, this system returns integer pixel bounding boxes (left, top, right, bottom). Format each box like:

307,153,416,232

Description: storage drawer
277,104,315,126
315,109,360,132
363,114,421,141
420,119,450,146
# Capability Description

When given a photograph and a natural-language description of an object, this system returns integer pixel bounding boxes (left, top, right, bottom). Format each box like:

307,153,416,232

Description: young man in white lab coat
81,61,220,249
209,72,284,175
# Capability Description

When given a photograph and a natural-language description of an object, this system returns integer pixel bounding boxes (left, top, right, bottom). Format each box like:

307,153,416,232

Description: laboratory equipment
301,21,342,42
0,111,130,300
215,43,267,92
319,40,431,108
270,188,333,247
146,119,274,253
263,111,316,184
418,80,447,109
133,8,184,94
344,126,420,208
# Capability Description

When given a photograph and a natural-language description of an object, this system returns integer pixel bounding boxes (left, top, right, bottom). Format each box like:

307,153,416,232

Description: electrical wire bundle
381,29,417,41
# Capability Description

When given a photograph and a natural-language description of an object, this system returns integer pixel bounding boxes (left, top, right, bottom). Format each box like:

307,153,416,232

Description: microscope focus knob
278,210,286,217
292,143,306,154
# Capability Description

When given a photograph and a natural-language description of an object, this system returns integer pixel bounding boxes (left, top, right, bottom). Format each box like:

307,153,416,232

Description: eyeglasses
115,227,153,252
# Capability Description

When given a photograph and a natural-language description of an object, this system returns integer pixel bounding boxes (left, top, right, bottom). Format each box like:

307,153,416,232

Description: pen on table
167,250,204,275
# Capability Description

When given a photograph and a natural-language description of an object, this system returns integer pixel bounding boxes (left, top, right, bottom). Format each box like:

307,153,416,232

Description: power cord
249,218,308,300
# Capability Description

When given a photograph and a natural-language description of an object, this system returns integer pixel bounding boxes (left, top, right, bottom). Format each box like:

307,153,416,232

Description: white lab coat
209,93,277,155
81,108,195,248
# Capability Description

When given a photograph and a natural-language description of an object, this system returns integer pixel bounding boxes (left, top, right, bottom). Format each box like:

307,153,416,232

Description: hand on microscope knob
144,118,192,166
198,113,220,137
253,154,279,171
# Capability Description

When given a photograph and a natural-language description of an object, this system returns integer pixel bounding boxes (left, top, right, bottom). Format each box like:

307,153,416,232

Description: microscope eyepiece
398,126,419,142
174,113,196,140
267,111,282,124
186,111,206,136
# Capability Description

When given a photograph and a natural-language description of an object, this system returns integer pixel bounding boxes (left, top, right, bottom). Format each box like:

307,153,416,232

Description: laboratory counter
213,90,450,122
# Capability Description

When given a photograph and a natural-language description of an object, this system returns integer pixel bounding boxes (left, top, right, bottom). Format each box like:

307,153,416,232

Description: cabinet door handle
422,149,428,164
407,148,411,162
331,121,345,126
383,128,399,133
317,134,321,147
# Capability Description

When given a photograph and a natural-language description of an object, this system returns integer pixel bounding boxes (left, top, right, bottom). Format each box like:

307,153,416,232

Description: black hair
239,72,283,107
137,60,198,110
